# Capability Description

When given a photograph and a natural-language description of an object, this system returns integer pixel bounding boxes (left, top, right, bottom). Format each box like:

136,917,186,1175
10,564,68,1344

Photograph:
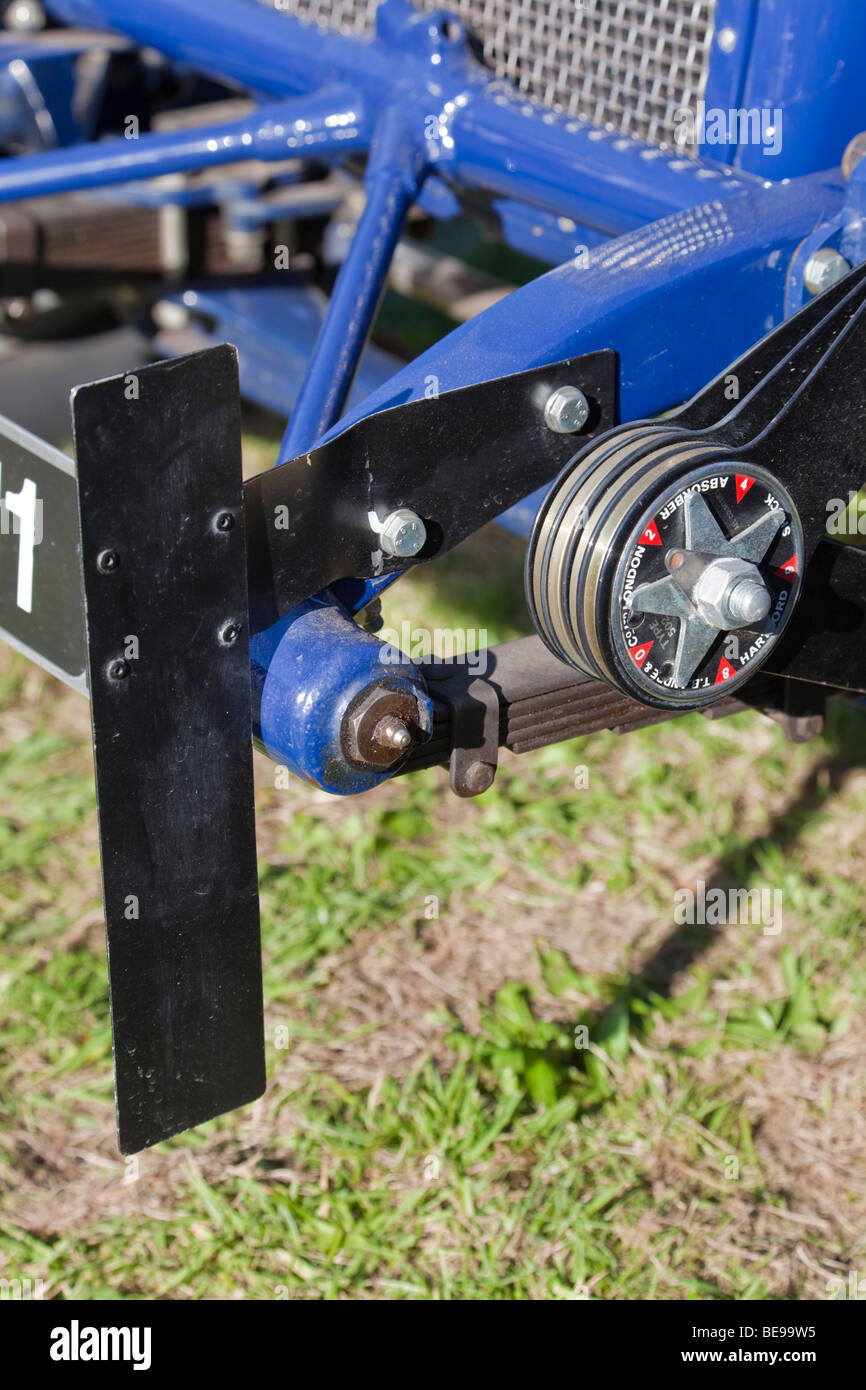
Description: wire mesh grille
264,0,717,146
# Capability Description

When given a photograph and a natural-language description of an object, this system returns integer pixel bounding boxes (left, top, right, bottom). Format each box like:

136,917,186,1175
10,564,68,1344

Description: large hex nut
340,681,428,769
692,556,769,630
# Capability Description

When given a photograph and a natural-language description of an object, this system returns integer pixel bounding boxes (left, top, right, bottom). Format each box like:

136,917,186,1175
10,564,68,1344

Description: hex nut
804,247,851,297
692,556,769,629
341,683,426,768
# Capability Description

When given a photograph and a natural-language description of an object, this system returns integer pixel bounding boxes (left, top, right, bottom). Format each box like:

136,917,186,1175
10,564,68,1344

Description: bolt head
842,131,866,181
379,509,427,558
5,2,46,32
543,385,590,434
108,658,129,680
717,26,737,53
214,511,235,532
373,715,412,752
219,621,241,645
804,247,851,297
461,761,496,796
97,549,120,573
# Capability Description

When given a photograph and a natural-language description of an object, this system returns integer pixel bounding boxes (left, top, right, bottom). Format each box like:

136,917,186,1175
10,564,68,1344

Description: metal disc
598,461,803,707
527,427,804,711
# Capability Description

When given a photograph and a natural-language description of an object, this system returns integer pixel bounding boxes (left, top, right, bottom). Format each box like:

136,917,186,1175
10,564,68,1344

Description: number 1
1,462,39,613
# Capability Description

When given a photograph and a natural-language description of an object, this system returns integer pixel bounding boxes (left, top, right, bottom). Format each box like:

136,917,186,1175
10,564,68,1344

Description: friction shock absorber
527,256,866,709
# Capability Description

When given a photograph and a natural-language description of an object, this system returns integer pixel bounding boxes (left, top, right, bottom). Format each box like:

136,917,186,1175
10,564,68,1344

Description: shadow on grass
635,695,866,998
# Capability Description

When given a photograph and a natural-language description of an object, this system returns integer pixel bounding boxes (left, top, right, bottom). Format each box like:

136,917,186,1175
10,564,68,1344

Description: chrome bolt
379,508,427,558
151,299,191,332
214,511,235,532
4,1,46,31
726,576,772,626
543,385,590,434
804,247,851,297
219,621,241,645
97,549,120,573
108,659,129,681
691,556,771,630
842,131,866,181
373,716,412,752
717,26,737,53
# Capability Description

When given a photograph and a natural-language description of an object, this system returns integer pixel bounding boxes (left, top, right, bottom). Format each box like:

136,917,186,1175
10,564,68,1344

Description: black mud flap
71,346,265,1154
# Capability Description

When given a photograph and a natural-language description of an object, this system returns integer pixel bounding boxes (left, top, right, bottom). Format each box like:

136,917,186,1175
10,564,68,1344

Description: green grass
2,496,866,1300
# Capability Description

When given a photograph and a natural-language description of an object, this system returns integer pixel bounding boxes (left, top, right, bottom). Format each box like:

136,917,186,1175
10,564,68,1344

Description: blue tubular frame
280,104,428,458
0,89,371,201
18,0,864,790
48,0,762,229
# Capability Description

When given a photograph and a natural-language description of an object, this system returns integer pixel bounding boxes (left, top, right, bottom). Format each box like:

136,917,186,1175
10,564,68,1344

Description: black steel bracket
640,259,866,694
244,350,619,628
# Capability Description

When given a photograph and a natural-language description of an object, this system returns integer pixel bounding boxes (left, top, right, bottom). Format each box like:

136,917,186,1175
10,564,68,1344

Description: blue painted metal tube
328,171,846,540
45,0,366,98
443,85,757,234
279,104,428,459
47,0,763,235
736,0,866,180
0,88,370,201
333,173,845,433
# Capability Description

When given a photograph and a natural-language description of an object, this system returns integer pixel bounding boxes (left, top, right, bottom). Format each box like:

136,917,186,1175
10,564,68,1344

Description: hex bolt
379,508,427,558
5,2,46,32
373,716,412,752
726,576,772,626
108,659,129,680
219,621,241,645
691,557,771,629
543,385,590,434
804,247,851,297
214,511,235,532
842,130,866,181
97,549,120,573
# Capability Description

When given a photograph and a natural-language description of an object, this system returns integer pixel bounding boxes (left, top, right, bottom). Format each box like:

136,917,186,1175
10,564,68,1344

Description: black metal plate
244,350,618,628
73,345,265,1154
0,416,86,690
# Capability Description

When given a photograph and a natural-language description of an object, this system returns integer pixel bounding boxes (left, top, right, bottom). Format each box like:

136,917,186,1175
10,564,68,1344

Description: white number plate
0,415,86,692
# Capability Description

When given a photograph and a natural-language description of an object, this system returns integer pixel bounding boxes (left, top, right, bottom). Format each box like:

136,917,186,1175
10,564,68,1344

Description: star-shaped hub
628,489,784,688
